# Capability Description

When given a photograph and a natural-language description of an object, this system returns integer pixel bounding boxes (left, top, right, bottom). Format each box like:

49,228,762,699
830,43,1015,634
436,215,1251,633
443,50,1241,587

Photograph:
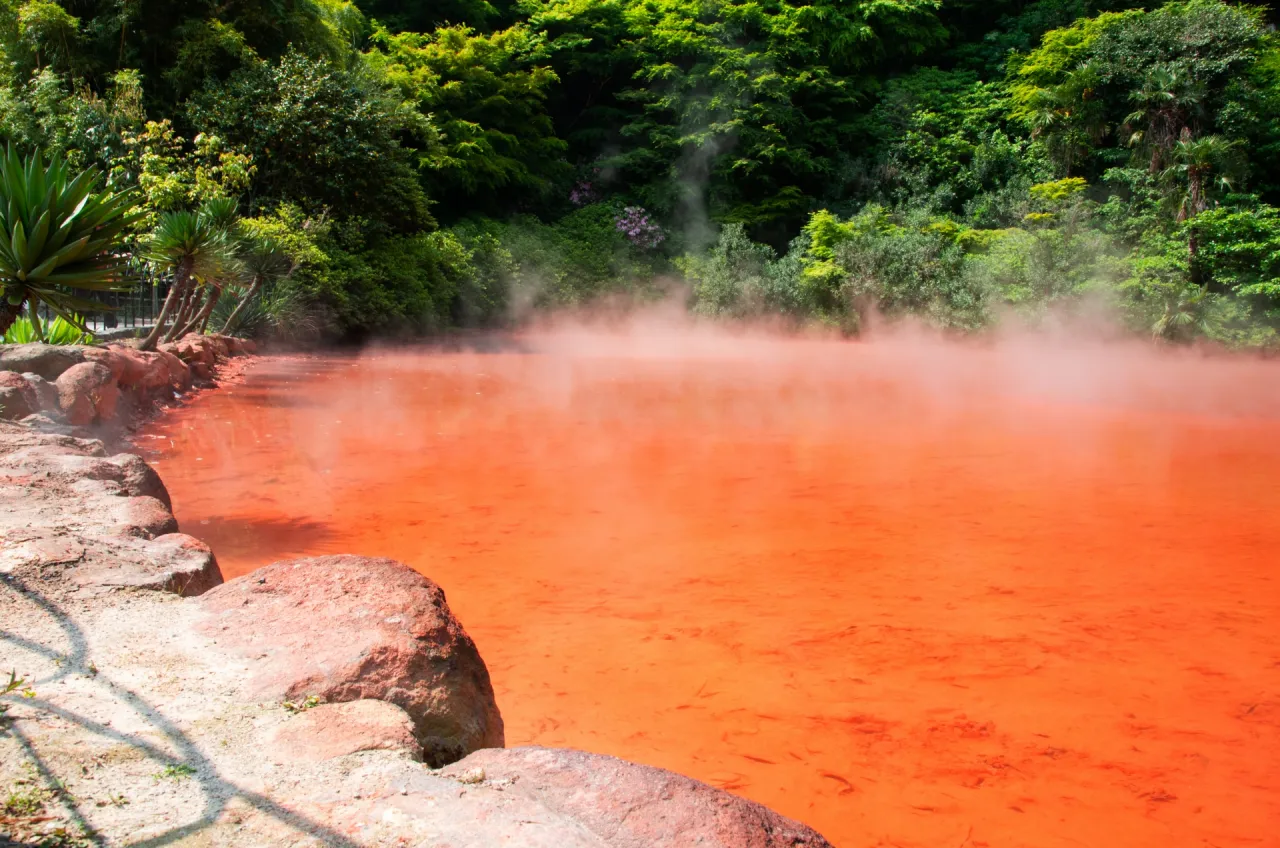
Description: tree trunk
178,285,221,339
165,282,200,343
0,299,23,339
140,265,190,352
219,276,262,335
198,287,222,334
1186,170,1203,283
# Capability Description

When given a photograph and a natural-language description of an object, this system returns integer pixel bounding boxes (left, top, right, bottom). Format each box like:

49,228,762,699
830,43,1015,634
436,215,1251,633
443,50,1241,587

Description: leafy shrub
2,313,95,344
208,282,324,343
685,224,801,319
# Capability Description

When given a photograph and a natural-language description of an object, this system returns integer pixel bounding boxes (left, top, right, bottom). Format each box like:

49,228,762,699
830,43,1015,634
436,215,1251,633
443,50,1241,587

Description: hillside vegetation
3,0,1278,346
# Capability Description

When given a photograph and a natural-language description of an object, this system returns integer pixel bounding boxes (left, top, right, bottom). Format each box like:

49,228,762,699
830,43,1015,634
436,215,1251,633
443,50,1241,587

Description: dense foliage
2,0,1277,346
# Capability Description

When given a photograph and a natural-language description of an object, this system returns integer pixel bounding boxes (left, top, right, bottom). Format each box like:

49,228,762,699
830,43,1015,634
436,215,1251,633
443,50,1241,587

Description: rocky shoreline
0,339,834,847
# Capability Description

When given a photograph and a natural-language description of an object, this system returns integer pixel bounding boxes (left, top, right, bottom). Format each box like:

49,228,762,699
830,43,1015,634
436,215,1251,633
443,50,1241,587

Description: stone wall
0,333,256,430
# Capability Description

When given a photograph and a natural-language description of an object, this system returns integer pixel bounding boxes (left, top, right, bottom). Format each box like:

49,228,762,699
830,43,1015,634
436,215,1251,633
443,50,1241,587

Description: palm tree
219,235,292,335
0,147,137,338
1125,68,1207,173
165,198,241,341
1162,133,1242,222
1152,282,1210,342
139,204,235,351
176,251,248,338
1025,65,1108,176
1161,132,1243,273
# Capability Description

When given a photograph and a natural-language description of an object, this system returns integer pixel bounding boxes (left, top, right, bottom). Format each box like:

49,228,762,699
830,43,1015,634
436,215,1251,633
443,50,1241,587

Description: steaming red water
138,330,1280,847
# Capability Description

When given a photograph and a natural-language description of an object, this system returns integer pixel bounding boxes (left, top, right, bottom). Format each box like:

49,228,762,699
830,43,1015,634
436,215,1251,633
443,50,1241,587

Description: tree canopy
1,0,1276,346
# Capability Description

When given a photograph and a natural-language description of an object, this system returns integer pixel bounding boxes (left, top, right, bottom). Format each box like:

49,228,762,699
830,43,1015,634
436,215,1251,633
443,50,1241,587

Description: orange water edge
136,332,1280,848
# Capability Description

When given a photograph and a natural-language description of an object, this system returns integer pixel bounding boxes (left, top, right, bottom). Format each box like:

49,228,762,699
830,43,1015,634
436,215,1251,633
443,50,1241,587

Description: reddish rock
155,349,190,389
0,443,171,507
225,337,257,356
109,452,173,508
107,347,172,391
0,534,85,572
0,343,85,379
68,532,221,595
0,370,33,393
439,747,835,848
206,334,231,360
107,495,179,538
81,347,128,381
20,373,59,411
175,334,215,367
268,700,421,762
54,362,118,425
0,387,32,420
198,555,504,766
0,372,37,421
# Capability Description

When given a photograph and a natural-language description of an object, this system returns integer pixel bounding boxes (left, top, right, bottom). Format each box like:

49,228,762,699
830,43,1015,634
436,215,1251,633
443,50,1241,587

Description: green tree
524,0,946,239
16,0,79,72
168,196,243,338
366,22,567,214
188,50,433,232
219,235,291,334
139,201,236,350
1010,0,1267,174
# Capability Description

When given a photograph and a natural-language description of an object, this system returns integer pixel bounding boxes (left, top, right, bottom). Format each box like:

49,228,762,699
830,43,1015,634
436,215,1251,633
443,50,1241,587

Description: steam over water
139,325,1280,847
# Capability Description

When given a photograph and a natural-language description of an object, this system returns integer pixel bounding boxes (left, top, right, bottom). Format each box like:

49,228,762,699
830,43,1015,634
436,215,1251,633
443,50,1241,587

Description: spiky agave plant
0,147,138,338
139,207,235,351
219,235,292,335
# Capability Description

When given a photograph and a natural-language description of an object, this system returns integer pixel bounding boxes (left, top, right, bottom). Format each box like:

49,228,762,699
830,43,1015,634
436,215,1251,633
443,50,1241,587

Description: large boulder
0,441,178,540
431,747,835,848
109,347,174,392
317,747,834,847
0,425,218,595
0,442,171,507
0,386,31,421
154,348,190,390
0,372,37,421
18,413,75,436
80,347,128,381
174,334,215,366
225,336,257,356
68,532,222,596
0,343,85,380
205,334,231,361
160,336,216,381
197,555,505,766
54,362,118,425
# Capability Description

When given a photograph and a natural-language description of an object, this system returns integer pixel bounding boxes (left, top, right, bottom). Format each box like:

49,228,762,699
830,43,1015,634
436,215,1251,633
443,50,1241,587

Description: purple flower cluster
615,206,665,249
569,180,598,207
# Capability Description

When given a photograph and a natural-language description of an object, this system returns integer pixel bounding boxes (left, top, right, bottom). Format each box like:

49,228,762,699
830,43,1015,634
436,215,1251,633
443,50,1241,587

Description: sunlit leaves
0,147,137,333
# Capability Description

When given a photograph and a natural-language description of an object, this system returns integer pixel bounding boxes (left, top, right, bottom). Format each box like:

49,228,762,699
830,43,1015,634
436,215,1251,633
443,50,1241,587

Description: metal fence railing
26,268,171,339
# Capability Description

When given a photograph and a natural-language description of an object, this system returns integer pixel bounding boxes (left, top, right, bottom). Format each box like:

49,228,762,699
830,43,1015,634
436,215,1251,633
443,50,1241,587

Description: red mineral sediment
139,328,1280,848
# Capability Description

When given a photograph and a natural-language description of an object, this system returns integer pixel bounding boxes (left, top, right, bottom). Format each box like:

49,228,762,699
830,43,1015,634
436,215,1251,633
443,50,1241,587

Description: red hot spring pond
137,328,1280,848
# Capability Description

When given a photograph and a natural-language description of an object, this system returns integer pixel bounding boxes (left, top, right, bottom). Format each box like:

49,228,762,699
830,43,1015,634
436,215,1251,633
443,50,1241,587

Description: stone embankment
0,333,256,432
0,339,834,847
